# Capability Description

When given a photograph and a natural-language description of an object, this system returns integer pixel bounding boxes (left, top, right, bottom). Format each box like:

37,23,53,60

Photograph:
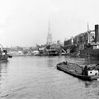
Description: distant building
73,31,95,46
64,27,95,54
64,38,73,47
32,50,39,56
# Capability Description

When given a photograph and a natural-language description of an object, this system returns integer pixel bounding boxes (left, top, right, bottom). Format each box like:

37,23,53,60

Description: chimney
95,24,99,42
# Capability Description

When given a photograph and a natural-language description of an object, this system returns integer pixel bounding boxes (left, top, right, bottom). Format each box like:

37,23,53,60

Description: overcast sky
0,0,99,47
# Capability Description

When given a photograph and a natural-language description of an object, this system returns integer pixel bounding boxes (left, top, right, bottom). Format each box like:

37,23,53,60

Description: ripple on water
1,56,99,99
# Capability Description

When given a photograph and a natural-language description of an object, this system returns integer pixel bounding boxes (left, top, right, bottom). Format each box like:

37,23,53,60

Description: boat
0,49,12,62
57,61,99,81
46,48,59,56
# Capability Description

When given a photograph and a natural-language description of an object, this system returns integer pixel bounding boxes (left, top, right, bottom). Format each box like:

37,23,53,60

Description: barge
57,62,99,81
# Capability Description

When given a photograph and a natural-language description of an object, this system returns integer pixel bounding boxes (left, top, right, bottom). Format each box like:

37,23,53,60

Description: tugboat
0,44,12,62
57,61,99,81
0,49,12,62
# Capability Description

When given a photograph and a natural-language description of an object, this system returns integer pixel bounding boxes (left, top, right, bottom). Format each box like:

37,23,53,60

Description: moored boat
57,62,99,81
46,48,59,56
0,49,12,62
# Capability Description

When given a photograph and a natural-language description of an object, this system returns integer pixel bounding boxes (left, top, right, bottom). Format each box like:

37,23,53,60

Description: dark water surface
0,56,99,99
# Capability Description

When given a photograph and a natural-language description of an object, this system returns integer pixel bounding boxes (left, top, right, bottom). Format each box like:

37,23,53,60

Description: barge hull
57,63,99,81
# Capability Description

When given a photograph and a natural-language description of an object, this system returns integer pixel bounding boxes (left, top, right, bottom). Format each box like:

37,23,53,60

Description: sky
0,0,99,47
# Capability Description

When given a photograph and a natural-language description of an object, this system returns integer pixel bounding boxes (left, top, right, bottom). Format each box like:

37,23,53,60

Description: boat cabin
88,70,99,76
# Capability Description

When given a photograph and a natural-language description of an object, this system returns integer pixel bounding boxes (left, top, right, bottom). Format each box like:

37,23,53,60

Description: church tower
47,20,52,45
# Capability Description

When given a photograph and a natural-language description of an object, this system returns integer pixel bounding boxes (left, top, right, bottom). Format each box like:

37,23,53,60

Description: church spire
87,23,90,32
47,19,52,45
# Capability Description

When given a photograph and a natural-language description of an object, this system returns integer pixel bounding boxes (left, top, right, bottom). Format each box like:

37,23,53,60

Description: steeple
87,23,89,32
47,19,52,45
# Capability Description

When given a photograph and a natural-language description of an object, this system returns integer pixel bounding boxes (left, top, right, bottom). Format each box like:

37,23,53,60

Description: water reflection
83,80,99,99
84,80,99,88
47,57,54,67
0,62,8,80
0,62,8,95
47,56,64,67
84,81,93,88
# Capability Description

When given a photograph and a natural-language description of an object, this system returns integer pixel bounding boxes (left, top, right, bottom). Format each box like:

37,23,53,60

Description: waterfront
1,56,99,99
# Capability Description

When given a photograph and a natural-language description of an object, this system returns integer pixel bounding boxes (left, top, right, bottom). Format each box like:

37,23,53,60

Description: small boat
0,49,12,62
57,62,99,81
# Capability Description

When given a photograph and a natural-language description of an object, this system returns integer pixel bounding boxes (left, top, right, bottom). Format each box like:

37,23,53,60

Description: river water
0,56,99,99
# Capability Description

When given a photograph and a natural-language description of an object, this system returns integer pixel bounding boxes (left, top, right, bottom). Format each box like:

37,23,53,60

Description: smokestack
95,24,99,42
